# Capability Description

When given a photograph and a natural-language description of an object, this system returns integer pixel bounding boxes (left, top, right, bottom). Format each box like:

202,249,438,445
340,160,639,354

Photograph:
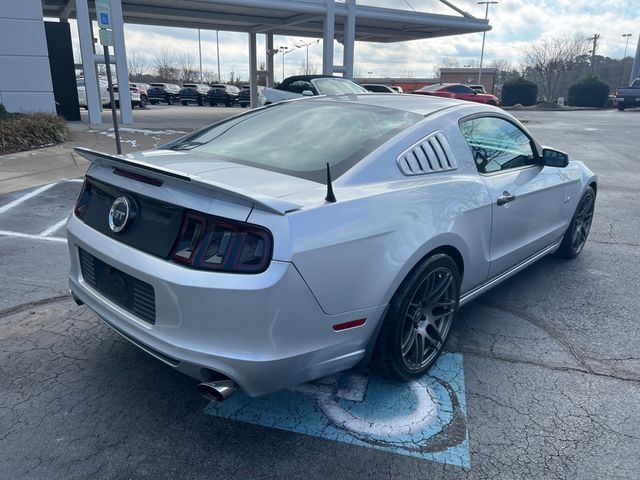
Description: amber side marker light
332,319,367,331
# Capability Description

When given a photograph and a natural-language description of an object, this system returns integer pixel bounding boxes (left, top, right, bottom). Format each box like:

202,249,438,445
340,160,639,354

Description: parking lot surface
1,108,639,479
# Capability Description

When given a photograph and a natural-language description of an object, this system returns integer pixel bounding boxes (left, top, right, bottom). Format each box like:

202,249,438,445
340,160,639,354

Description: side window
287,81,314,94
460,117,536,174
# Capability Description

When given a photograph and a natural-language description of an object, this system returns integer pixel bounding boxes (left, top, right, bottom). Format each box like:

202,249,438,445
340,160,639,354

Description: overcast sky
67,0,639,82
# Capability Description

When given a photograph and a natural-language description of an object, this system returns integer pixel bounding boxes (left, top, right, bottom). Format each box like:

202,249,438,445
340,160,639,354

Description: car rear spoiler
74,147,302,216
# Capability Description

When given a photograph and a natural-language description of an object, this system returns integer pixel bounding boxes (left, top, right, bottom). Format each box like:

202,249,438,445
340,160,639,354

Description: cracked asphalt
1,109,639,479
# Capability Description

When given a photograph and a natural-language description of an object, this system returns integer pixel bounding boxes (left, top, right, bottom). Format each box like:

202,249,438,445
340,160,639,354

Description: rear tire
372,254,460,381
197,97,204,106
139,94,147,109
555,186,595,258
166,96,174,105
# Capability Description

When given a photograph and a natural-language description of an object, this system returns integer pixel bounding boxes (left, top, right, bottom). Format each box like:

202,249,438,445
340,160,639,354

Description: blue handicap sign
100,12,109,26
204,353,470,468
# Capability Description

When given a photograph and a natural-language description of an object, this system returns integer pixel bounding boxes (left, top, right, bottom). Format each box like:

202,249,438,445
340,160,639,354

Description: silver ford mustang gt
67,94,597,400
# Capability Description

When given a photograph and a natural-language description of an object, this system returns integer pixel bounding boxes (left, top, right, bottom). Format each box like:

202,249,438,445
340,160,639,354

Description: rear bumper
67,215,384,396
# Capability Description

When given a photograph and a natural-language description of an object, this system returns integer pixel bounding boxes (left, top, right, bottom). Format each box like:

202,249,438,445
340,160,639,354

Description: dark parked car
615,78,640,111
179,84,210,106
237,85,265,107
147,83,181,105
207,84,240,107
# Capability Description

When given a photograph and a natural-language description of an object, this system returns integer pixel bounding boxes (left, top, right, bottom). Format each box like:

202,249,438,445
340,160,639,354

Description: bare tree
176,52,199,83
400,68,415,78
152,48,179,83
490,59,521,85
127,52,147,80
524,34,589,101
202,70,219,85
432,56,459,78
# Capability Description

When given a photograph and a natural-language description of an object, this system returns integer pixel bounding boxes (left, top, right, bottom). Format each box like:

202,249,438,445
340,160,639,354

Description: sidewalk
0,106,237,195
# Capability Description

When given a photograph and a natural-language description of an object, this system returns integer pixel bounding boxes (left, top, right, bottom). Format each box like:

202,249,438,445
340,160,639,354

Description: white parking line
0,183,57,215
0,230,66,243
39,217,69,237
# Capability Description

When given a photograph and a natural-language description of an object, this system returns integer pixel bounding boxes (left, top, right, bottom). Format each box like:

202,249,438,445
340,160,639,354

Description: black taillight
74,179,91,219
170,211,273,273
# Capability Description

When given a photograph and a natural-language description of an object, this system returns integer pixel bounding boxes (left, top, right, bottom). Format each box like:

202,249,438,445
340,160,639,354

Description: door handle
497,191,516,206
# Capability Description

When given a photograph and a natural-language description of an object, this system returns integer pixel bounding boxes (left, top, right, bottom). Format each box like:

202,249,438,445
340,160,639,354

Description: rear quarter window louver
396,132,457,176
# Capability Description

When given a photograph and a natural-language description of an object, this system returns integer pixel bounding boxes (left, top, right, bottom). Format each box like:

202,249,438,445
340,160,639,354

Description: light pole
619,33,633,86
477,1,498,87
279,46,289,81
216,31,221,82
295,39,319,75
198,29,203,83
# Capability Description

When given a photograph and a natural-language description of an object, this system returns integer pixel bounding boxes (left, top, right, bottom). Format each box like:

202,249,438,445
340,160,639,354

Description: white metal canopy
42,0,491,125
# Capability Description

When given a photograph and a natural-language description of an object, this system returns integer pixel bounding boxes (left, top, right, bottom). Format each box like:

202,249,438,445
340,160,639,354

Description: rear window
416,84,446,92
171,100,422,183
313,78,367,95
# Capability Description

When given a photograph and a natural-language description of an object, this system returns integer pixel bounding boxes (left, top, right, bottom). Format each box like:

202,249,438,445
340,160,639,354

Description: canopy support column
266,33,274,87
342,0,356,78
322,0,335,75
249,32,258,108
110,0,132,124
631,35,640,84
75,0,101,125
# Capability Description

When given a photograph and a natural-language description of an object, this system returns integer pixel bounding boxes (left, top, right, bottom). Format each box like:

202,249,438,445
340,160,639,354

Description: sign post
96,0,122,154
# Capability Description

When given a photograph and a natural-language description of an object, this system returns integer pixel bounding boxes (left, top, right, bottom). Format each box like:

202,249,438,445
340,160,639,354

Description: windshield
313,78,368,95
170,100,421,183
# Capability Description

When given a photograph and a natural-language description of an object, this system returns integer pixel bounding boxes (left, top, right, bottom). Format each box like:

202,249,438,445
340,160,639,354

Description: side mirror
542,148,569,168
301,90,315,96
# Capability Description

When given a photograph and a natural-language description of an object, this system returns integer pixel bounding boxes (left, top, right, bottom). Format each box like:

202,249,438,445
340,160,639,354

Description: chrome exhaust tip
197,380,237,402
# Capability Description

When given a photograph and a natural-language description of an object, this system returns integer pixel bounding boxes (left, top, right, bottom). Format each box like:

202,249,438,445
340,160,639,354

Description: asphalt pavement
0,107,639,479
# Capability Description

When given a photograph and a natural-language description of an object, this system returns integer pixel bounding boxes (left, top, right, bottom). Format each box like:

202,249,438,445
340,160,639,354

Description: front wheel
167,96,174,105
372,254,460,381
555,186,595,258
139,94,147,108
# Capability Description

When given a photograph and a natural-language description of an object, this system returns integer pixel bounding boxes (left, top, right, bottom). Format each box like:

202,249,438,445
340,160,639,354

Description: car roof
283,75,340,82
307,93,468,116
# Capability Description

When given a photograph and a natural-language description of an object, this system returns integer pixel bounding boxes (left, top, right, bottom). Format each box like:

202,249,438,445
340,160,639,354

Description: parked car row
76,78,150,109
77,76,502,111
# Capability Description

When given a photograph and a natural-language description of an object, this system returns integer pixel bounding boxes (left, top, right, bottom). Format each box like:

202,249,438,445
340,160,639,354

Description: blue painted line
204,353,470,468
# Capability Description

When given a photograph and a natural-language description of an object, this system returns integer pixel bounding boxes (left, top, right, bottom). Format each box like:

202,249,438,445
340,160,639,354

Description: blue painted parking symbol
100,12,109,26
204,353,470,467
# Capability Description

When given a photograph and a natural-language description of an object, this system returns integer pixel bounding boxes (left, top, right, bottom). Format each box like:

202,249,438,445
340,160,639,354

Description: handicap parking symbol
100,12,109,26
204,353,470,468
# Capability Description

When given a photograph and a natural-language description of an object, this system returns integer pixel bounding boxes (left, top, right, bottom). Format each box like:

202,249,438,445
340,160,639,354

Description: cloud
61,0,639,81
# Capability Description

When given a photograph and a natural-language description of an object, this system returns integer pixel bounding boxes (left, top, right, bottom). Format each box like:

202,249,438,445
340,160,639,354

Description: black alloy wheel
372,253,460,381
556,186,596,258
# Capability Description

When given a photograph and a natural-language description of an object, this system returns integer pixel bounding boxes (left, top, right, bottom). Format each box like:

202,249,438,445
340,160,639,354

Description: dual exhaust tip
197,380,237,402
